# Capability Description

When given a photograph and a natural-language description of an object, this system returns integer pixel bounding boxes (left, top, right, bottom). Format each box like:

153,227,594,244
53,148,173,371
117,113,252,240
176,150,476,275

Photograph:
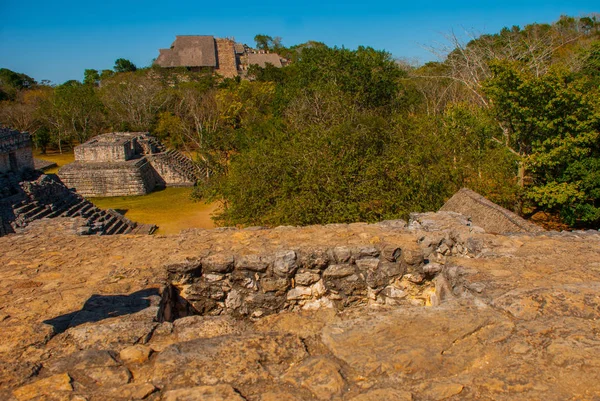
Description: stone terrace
59,133,206,197
1,214,600,400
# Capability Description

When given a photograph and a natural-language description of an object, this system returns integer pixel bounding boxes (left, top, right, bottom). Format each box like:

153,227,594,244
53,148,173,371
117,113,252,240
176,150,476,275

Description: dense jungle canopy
1,15,599,228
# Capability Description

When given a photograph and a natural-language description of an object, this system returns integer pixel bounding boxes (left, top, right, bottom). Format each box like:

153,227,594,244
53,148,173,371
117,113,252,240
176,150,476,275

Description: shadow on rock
43,288,161,334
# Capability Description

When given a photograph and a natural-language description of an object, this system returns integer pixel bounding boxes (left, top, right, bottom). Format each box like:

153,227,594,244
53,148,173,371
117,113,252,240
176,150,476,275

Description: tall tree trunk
515,159,526,215
517,160,525,188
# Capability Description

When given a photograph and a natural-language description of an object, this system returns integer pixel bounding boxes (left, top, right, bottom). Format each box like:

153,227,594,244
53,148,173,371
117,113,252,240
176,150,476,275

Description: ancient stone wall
59,159,157,197
163,239,469,319
0,153,9,173
148,156,194,187
2,213,600,401
215,38,239,78
0,129,35,174
75,141,134,163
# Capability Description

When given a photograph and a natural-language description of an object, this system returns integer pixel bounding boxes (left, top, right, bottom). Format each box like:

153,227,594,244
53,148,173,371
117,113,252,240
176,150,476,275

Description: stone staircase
0,173,156,237
144,135,212,182
163,149,206,182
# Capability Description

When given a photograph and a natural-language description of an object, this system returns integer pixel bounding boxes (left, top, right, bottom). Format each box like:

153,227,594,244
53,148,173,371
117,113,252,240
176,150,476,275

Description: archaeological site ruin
2,202,600,400
58,132,205,197
3,129,600,401
0,128,34,175
0,128,156,237
154,35,287,78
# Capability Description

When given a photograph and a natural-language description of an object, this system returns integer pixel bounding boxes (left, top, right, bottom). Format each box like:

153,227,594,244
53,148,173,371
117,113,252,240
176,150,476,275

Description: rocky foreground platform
1,214,599,400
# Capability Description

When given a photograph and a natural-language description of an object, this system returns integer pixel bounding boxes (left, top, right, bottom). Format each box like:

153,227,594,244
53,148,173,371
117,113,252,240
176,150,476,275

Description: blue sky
0,0,597,84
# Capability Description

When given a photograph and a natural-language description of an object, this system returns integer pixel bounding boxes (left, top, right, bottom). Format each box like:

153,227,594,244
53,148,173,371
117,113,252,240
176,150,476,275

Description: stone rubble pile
0,173,156,236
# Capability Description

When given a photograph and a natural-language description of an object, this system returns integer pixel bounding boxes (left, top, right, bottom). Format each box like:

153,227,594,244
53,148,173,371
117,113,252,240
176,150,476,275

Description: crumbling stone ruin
160,212,481,320
440,187,544,234
154,35,287,78
156,190,546,322
0,129,156,237
0,128,34,174
2,204,599,400
1,173,157,237
58,132,206,197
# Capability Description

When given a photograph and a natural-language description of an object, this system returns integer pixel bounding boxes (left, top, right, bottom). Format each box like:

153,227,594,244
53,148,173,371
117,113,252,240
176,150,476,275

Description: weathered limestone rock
235,254,270,272
201,253,234,273
421,382,465,400
149,315,248,351
98,383,157,400
151,334,307,389
12,373,72,401
294,270,321,286
2,213,600,400
282,356,345,400
440,187,544,234
273,250,297,277
163,384,245,401
347,388,413,401
261,277,290,293
323,264,356,278
119,344,152,364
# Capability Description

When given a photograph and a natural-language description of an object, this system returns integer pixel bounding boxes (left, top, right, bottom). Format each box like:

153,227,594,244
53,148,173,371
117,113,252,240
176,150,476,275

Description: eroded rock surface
0,214,599,400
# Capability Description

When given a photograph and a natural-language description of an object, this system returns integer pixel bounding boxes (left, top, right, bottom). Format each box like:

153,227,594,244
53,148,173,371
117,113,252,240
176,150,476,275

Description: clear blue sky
1,0,597,84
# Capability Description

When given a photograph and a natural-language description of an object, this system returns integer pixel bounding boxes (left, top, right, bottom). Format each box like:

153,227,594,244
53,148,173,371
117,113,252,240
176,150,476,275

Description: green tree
282,45,406,111
0,68,37,101
484,61,600,226
100,69,115,80
254,34,282,51
37,81,105,151
99,72,168,131
83,69,101,86
114,58,137,73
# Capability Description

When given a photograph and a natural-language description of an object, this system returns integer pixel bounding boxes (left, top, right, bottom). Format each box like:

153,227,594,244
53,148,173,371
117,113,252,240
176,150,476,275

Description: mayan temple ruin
0,128,156,237
0,128,35,175
154,35,286,78
58,132,206,197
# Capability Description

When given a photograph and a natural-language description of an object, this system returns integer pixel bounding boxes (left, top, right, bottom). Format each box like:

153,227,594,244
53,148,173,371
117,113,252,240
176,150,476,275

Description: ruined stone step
46,203,74,218
129,223,156,235
79,204,96,218
64,200,88,217
73,202,93,217
13,202,37,215
103,212,118,224
101,215,120,233
106,220,125,235
87,210,102,221
28,206,53,221
46,197,80,218
20,205,45,220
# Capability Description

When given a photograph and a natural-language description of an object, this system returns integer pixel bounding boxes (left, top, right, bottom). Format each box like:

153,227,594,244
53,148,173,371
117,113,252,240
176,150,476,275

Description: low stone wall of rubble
162,216,484,319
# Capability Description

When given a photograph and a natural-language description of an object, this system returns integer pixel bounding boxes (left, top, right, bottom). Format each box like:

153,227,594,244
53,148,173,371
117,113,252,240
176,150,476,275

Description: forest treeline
1,15,599,228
